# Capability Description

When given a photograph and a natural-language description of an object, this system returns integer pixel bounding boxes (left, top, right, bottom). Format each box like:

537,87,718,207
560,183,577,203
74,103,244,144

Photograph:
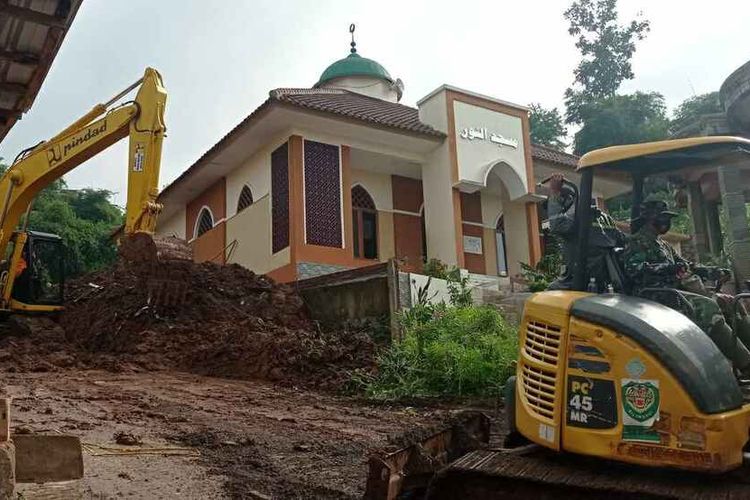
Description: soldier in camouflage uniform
547,173,626,292
623,200,750,372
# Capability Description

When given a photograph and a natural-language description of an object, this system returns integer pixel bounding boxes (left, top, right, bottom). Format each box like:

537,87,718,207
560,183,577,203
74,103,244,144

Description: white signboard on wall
453,100,528,200
463,235,483,255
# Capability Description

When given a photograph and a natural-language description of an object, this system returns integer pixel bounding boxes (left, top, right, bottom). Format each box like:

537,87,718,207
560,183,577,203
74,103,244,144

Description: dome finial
349,23,357,54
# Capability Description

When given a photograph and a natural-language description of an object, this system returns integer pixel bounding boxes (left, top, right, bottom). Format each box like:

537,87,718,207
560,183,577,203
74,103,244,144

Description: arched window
352,185,378,259
496,215,508,276
237,185,254,213
195,207,214,238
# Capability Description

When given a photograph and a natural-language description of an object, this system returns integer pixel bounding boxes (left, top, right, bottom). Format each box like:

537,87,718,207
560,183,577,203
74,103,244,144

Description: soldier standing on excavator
546,173,626,292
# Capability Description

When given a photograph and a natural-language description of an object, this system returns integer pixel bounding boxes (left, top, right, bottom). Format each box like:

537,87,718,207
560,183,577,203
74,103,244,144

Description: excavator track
368,416,750,500
426,445,750,500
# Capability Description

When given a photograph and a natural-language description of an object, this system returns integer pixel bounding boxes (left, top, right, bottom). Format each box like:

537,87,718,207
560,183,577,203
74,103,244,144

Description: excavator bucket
118,233,192,263
117,233,192,308
364,411,491,500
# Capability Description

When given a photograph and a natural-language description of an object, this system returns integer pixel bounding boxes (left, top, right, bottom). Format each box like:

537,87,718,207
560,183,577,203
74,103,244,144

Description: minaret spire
349,23,357,54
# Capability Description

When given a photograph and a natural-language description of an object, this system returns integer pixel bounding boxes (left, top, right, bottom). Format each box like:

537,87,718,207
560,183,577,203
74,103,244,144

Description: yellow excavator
0,66,188,318
366,136,750,499
0,68,190,492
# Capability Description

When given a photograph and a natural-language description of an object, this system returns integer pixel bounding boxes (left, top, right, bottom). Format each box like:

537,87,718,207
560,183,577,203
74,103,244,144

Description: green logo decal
622,381,659,422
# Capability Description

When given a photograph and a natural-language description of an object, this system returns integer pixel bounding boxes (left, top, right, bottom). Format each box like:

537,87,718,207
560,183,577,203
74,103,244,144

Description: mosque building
156,28,625,282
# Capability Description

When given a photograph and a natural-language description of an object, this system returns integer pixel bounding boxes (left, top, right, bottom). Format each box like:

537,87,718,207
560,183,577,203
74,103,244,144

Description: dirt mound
0,316,77,373
0,261,375,389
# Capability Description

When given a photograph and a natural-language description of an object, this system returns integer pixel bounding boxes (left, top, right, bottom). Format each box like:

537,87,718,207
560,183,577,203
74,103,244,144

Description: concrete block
0,442,15,500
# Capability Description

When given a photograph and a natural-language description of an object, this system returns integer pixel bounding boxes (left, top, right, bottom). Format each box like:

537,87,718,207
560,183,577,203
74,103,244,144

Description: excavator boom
0,68,190,311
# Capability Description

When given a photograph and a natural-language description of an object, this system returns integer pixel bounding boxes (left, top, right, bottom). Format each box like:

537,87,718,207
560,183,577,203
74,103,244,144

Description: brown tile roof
271,88,444,137
531,143,579,169
160,87,579,201
160,88,444,200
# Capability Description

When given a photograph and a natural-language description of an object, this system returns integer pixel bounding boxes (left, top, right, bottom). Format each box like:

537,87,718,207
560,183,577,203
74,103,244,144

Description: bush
360,302,518,400
422,258,450,280
520,250,563,292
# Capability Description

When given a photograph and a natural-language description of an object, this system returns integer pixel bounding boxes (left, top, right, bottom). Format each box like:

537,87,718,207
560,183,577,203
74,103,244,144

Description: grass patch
354,302,518,400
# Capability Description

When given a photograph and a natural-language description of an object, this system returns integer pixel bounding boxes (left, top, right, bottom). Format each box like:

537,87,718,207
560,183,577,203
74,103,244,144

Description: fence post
386,259,402,342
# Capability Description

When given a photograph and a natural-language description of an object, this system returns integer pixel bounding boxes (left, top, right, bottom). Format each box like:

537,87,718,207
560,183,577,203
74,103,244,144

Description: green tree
528,103,567,150
573,92,670,155
670,91,723,135
0,161,123,277
564,0,651,124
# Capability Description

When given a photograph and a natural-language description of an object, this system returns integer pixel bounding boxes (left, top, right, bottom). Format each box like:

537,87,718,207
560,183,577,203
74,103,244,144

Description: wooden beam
0,81,27,94
0,49,39,65
0,2,67,29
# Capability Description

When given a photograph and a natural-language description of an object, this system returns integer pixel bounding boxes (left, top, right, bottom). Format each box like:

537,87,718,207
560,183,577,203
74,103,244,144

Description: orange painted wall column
287,135,305,279
520,101,542,266
526,202,542,266
452,188,465,269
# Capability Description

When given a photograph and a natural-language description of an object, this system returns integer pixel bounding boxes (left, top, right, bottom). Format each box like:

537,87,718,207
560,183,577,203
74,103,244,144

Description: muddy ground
3,370,464,499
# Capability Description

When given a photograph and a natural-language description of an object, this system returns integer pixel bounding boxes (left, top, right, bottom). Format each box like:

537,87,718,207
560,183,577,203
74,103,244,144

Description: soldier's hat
637,199,678,221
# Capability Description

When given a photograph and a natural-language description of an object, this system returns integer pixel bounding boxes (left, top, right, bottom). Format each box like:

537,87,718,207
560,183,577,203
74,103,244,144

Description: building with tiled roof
157,30,626,282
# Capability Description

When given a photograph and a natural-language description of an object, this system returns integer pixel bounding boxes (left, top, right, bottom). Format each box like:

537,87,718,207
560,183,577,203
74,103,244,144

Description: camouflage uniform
624,204,750,370
547,193,626,292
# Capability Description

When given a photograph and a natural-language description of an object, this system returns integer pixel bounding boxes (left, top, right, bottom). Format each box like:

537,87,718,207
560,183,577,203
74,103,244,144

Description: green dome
316,53,393,87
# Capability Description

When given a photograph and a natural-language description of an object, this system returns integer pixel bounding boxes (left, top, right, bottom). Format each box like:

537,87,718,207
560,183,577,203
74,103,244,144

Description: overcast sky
0,0,748,206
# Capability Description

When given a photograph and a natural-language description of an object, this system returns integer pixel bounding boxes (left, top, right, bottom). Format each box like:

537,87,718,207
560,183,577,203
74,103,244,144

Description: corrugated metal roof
0,0,82,143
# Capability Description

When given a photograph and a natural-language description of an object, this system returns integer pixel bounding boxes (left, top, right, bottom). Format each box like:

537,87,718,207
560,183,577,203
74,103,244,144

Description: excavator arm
0,69,193,493
0,68,184,311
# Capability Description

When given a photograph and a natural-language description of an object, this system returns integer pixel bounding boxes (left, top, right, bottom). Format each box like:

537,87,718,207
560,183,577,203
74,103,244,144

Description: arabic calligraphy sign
459,127,519,149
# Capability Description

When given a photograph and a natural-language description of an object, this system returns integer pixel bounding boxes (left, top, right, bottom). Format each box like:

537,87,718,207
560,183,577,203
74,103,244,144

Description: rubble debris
114,431,142,446
0,260,376,390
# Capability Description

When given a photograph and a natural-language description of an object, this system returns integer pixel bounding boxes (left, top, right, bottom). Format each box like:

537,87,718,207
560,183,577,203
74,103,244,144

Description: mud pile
0,261,375,388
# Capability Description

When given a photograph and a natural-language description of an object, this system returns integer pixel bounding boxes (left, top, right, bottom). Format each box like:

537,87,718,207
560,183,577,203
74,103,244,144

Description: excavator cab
11,231,64,307
511,136,750,473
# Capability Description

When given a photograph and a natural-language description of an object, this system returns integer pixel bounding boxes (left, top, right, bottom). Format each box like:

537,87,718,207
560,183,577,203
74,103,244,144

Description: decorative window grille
195,208,214,238
304,141,342,247
237,185,254,213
